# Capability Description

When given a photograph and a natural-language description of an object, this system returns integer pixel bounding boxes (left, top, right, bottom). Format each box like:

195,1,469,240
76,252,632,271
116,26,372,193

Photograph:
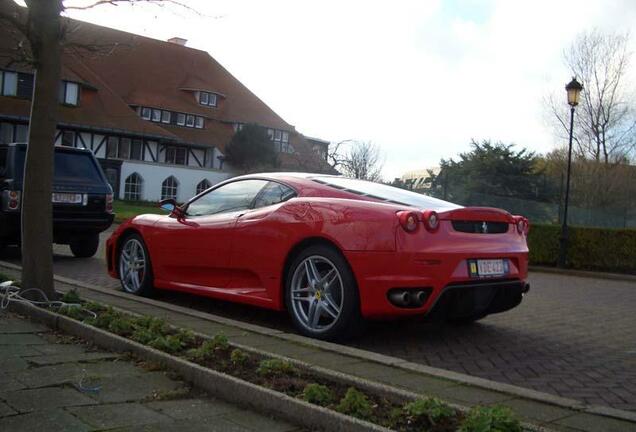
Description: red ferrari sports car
106,173,530,340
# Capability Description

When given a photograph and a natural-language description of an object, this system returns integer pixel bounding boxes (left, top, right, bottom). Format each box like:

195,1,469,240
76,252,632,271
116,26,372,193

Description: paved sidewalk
0,311,299,432
2,264,635,432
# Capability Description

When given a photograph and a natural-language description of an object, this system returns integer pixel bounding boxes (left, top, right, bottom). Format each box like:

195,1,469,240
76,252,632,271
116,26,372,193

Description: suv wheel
118,234,154,296
285,244,364,341
69,234,99,258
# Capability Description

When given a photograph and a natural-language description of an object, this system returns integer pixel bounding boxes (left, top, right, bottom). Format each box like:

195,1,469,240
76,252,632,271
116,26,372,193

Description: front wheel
69,234,99,258
118,234,154,297
285,245,363,341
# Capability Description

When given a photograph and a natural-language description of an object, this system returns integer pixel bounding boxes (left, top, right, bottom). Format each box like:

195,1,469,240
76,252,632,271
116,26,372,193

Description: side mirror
158,199,183,217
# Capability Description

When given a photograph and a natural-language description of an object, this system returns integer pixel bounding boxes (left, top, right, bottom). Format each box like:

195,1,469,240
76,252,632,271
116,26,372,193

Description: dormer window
1,71,17,96
141,107,151,120
60,81,79,106
198,91,217,107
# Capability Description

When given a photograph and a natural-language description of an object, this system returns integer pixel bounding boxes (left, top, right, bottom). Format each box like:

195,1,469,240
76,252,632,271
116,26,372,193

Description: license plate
468,259,508,278
52,193,83,204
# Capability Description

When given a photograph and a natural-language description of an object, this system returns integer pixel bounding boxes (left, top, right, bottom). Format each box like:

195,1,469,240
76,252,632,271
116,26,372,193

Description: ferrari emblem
481,221,488,233
315,291,322,300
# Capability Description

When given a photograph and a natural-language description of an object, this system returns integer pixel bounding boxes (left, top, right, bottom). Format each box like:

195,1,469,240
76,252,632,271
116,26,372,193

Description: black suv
0,143,114,257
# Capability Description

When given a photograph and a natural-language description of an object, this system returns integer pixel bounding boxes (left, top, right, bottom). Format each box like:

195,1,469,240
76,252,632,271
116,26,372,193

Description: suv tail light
422,210,439,232
2,190,20,211
105,193,113,213
513,216,529,235
397,211,419,233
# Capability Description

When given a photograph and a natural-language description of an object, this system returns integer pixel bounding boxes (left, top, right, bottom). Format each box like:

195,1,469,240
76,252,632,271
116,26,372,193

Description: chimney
167,37,187,46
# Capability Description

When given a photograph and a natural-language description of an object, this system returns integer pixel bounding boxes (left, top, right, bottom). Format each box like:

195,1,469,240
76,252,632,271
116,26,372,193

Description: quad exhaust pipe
388,289,431,308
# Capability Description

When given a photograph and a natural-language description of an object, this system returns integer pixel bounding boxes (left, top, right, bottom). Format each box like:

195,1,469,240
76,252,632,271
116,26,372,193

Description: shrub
404,397,454,424
256,359,298,377
149,335,186,354
459,406,522,432
188,334,229,362
107,316,135,336
302,383,334,406
230,349,250,366
133,316,169,335
336,387,373,420
60,305,85,320
528,224,636,274
131,327,158,345
61,289,81,304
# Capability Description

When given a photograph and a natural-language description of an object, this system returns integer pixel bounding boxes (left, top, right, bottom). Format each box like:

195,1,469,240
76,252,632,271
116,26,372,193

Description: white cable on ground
0,280,96,319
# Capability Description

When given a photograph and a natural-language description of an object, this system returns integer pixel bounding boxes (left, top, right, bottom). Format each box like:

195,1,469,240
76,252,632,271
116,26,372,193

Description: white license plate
468,259,508,278
52,193,83,204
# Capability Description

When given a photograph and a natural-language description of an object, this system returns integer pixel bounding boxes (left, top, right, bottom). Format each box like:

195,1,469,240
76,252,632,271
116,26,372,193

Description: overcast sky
64,0,636,179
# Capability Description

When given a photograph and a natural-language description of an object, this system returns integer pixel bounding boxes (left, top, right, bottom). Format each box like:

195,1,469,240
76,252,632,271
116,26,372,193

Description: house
398,167,440,192
0,2,333,203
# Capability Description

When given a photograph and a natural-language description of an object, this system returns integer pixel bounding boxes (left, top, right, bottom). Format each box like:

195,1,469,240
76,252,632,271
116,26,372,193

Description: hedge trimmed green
528,224,636,274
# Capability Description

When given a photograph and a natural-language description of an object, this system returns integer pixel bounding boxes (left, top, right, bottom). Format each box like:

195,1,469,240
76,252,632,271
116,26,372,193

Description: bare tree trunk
20,0,63,298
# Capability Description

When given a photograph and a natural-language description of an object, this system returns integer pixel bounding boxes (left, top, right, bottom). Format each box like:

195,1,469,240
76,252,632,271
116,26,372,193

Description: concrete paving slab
220,409,301,432
254,341,320,359
0,387,96,412
31,342,92,356
109,418,254,432
293,350,362,368
0,400,16,417
86,371,187,404
145,398,237,420
0,333,48,345
13,360,141,388
500,398,577,424
331,360,408,380
26,351,122,366
230,332,290,348
0,344,42,357
555,412,636,432
0,356,29,372
67,402,173,429
0,409,91,432
377,371,456,393
0,318,48,334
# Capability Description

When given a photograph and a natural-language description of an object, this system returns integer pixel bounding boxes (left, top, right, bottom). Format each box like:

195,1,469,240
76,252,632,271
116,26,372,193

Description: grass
113,200,164,223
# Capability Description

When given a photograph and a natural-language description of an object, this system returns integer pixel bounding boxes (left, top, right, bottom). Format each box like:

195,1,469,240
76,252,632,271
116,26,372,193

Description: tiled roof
0,1,332,172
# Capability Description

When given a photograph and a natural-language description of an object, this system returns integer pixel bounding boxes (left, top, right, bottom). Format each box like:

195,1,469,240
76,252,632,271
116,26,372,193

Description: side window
186,179,267,217
0,148,7,177
253,181,296,209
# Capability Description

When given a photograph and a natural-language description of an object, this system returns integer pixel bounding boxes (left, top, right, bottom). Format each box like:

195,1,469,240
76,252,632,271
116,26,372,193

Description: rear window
15,147,103,184
0,148,6,176
313,176,461,211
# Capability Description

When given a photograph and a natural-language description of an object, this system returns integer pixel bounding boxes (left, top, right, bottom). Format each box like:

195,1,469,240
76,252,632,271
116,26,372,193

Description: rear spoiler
438,207,514,223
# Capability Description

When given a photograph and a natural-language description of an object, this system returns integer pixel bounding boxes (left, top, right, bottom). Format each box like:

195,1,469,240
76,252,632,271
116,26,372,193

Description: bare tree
547,30,636,163
334,141,384,182
0,0,193,299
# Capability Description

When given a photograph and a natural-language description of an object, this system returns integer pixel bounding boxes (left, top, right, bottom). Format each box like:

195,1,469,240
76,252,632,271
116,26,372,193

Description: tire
285,244,364,341
118,233,154,297
69,234,99,258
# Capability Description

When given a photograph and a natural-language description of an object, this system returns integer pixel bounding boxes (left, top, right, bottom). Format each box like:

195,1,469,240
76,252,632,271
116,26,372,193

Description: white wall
119,160,232,202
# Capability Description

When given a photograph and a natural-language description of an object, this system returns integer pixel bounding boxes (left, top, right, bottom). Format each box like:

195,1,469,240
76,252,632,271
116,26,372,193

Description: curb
6,300,391,432
1,260,635,426
529,265,636,283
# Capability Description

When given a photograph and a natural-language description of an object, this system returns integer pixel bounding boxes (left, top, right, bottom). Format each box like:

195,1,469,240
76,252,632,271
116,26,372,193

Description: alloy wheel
119,238,146,293
290,255,344,333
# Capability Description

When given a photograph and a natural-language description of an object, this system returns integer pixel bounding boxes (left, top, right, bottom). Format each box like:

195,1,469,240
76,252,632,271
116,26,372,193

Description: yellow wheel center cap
315,291,322,300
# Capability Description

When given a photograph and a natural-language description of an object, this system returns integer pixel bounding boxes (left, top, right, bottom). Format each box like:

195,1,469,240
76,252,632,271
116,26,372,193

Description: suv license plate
52,193,83,204
468,259,508,278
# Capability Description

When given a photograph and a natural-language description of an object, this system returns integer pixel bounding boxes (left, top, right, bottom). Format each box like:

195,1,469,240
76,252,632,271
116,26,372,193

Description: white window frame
141,107,151,120
196,179,211,195
151,109,161,122
161,176,179,201
124,173,143,201
161,110,171,124
177,113,186,126
1,71,18,97
63,82,79,106
186,114,195,128
195,116,204,129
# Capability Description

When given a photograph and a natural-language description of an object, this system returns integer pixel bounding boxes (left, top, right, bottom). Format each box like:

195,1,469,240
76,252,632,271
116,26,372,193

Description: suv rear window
15,147,103,184
0,148,7,176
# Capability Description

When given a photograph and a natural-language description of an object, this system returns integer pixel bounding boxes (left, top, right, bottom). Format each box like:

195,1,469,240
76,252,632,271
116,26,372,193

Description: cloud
65,0,636,179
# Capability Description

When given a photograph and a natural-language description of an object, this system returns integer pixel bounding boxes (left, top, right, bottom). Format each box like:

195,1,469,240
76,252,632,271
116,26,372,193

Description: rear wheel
285,244,363,341
69,234,99,258
118,234,154,297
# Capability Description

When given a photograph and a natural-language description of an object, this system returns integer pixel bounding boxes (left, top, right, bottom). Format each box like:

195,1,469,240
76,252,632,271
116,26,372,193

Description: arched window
196,179,211,195
124,172,143,201
161,176,179,201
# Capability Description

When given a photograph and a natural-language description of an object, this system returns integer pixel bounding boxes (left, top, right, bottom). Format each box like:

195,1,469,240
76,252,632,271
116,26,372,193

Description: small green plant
61,289,81,304
131,327,158,345
404,397,454,424
149,335,185,354
336,387,373,420
84,301,105,313
230,348,250,366
133,316,169,334
60,305,85,320
256,358,298,377
459,406,522,432
107,316,135,336
187,334,229,361
87,307,121,329
302,383,334,406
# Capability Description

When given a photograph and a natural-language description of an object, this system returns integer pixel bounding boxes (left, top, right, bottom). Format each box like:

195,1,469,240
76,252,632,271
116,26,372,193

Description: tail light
422,210,439,232
105,193,113,213
397,211,419,233
513,216,529,235
2,190,20,211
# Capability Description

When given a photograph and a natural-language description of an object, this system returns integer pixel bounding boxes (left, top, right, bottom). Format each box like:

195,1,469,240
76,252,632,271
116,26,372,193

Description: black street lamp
558,77,583,268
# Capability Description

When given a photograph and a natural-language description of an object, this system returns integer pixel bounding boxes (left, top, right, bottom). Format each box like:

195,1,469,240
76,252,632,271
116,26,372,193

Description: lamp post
558,77,583,268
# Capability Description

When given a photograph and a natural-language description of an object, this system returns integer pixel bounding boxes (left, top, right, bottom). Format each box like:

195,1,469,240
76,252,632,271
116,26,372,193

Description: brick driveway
3,228,635,412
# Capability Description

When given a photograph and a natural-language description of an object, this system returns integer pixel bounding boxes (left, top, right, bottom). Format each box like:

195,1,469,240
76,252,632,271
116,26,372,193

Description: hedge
528,224,636,274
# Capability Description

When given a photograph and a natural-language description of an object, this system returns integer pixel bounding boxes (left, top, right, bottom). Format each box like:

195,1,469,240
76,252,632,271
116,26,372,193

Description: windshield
313,176,461,211
14,147,104,184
